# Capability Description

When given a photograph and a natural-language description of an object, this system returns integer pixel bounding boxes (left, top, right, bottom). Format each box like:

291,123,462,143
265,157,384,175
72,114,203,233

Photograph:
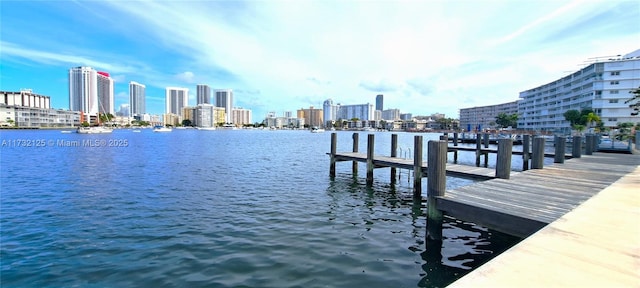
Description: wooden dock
436,152,640,238
332,152,497,180
448,161,640,287
329,133,639,286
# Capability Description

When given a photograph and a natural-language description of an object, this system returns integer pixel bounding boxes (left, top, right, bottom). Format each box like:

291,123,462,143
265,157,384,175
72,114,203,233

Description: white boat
77,126,113,134
220,124,238,130
132,129,141,133
153,126,172,132
311,127,325,133
196,127,216,131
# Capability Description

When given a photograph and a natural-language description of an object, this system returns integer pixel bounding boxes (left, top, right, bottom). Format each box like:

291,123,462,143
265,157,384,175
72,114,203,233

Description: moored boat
153,126,172,132
77,126,113,134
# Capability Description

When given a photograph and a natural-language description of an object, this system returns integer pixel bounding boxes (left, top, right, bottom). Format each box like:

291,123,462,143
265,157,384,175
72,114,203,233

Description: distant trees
616,122,635,140
563,110,581,127
563,108,601,132
181,119,192,127
495,113,518,129
436,118,455,130
99,113,115,124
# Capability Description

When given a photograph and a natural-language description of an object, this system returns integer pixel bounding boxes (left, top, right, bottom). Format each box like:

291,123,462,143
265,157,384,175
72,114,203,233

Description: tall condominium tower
129,81,146,116
323,98,340,126
376,94,383,111
166,87,189,117
69,66,98,116
215,89,233,123
197,84,211,105
97,71,114,115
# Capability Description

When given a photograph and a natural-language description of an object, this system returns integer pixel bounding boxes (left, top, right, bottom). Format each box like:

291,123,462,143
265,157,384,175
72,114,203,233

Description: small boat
132,129,141,133
153,126,172,132
77,126,113,134
311,127,325,133
61,130,73,134
196,127,216,131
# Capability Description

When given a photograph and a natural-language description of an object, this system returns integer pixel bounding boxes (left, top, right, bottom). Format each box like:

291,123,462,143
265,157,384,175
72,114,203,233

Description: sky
1,0,639,120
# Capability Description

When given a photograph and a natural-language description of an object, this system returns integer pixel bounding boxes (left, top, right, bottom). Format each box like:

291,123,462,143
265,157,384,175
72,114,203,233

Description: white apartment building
336,103,375,121
518,49,640,133
381,109,401,121
1,90,80,127
459,101,518,132
232,107,252,126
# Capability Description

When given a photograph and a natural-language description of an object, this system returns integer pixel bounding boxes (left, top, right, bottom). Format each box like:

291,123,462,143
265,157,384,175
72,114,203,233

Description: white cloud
175,71,195,84
3,0,638,118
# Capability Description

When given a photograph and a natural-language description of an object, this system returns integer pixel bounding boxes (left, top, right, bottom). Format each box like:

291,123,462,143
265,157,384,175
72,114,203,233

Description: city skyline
1,1,638,119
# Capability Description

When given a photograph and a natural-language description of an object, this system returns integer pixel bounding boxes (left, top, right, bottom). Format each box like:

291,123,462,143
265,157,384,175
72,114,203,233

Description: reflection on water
1,130,521,287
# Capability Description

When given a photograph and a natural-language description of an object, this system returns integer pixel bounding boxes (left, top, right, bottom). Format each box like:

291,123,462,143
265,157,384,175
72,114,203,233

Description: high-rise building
215,89,233,123
381,109,401,121
165,87,189,117
376,94,383,111
97,71,114,115
297,106,323,127
129,81,146,116
197,84,211,105
69,66,98,116
323,98,340,127
337,103,375,121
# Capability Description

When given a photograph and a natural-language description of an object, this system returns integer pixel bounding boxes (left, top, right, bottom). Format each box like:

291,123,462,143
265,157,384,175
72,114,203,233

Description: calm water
0,129,522,287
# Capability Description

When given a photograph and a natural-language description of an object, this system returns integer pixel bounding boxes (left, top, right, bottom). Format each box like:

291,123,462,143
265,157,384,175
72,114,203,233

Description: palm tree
585,112,600,132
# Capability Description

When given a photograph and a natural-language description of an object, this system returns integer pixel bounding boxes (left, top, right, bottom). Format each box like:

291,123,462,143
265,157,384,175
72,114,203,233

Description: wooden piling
572,136,582,158
330,132,337,177
531,137,545,169
413,136,423,200
483,133,490,148
475,133,482,167
522,135,530,171
585,135,593,155
453,132,458,146
366,134,375,185
427,140,447,241
554,136,566,163
484,150,489,168
390,134,398,184
352,133,359,174
496,139,513,179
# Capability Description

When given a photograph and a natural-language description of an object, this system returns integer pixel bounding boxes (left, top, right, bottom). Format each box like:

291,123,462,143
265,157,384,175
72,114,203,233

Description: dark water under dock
1,129,525,287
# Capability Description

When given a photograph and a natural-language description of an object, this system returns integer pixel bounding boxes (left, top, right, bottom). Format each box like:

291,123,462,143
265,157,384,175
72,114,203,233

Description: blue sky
1,1,638,119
